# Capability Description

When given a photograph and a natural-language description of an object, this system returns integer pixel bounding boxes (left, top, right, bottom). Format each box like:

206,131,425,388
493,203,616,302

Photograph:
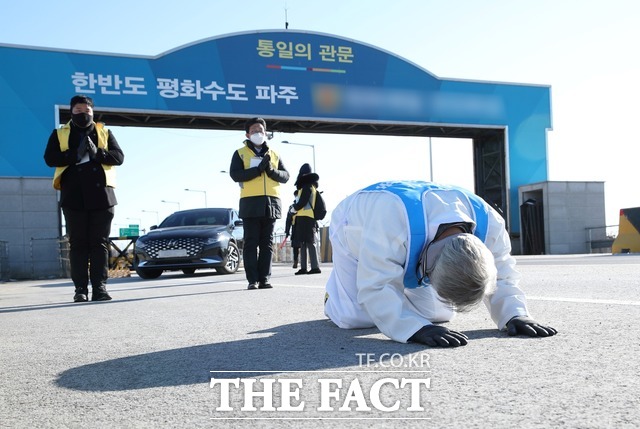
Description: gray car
134,208,243,279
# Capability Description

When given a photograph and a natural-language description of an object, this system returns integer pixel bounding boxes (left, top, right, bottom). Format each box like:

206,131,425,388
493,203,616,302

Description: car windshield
159,210,230,228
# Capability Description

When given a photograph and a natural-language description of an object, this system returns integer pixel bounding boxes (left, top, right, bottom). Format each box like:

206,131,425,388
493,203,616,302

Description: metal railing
28,236,70,279
586,225,618,253
272,228,331,263
0,240,9,282
28,236,134,279
10,228,331,281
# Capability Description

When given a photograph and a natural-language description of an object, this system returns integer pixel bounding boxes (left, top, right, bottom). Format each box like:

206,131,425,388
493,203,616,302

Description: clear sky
2,0,638,235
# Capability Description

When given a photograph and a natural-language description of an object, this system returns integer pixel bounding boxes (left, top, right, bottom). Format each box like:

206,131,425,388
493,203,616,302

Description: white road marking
275,285,640,306
527,296,640,306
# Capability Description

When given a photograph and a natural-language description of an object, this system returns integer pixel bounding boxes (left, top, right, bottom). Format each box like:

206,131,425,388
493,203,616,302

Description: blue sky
2,0,638,234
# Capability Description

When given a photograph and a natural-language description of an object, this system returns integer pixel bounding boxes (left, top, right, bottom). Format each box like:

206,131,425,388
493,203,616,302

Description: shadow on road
0,286,244,314
56,319,440,392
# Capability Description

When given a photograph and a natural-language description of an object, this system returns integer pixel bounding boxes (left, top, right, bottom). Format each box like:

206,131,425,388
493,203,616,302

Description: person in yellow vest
229,118,289,289
290,163,321,275
44,95,124,302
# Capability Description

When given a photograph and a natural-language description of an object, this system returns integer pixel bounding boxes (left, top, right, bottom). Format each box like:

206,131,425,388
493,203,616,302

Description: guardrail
3,230,328,281
586,225,618,253
273,227,331,263
28,236,70,279
25,236,136,279
0,240,9,282
109,236,138,268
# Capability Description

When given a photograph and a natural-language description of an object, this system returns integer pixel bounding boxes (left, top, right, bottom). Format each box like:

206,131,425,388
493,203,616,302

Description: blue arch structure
0,29,551,236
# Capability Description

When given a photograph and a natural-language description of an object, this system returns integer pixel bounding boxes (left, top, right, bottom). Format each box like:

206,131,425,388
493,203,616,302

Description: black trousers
242,217,275,284
63,207,114,291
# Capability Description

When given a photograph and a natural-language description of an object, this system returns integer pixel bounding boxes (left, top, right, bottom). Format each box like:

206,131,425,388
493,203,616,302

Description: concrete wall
0,177,62,280
519,181,606,254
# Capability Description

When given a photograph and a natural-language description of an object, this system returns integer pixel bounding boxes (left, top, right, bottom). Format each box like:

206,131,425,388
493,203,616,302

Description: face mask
72,112,93,128
250,133,265,146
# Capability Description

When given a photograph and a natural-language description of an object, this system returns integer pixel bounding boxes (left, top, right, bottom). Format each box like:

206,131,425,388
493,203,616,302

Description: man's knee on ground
325,314,376,330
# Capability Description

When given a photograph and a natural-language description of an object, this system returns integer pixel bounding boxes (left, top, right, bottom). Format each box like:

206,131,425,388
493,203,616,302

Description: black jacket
44,123,124,210
293,172,320,212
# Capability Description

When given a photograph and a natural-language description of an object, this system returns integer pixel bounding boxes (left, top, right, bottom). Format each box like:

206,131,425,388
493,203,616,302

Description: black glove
409,325,468,347
258,154,271,172
76,139,88,162
86,136,98,159
506,316,557,337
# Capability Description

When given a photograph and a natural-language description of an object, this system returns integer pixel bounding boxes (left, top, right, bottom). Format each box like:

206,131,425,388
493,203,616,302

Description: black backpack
313,189,327,220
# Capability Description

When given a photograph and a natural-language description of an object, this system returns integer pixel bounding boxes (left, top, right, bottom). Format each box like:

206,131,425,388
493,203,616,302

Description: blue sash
361,181,489,288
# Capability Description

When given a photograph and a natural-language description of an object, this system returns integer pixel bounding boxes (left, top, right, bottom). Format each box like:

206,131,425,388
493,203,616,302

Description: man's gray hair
429,234,497,312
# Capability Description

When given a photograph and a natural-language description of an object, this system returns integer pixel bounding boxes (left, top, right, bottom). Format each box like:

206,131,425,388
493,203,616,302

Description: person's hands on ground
506,316,557,337
409,325,468,347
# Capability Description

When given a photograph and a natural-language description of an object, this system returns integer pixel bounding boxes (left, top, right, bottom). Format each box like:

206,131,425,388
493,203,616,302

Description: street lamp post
429,137,434,182
126,217,143,234
126,217,141,225
141,210,159,225
161,200,181,211
281,140,316,173
184,188,208,207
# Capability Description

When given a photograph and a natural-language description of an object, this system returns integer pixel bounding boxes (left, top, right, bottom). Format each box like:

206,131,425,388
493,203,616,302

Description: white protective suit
324,181,530,343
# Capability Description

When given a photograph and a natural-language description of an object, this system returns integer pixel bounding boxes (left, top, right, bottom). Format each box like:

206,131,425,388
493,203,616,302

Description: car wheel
135,267,163,279
216,241,240,274
182,268,196,275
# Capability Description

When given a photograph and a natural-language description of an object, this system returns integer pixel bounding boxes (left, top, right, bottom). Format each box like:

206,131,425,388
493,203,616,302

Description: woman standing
291,163,321,275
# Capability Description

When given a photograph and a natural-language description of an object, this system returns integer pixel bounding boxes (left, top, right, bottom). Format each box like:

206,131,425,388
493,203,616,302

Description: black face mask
72,112,93,128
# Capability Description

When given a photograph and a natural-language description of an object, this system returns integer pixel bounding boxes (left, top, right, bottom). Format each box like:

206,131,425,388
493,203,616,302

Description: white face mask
250,133,266,146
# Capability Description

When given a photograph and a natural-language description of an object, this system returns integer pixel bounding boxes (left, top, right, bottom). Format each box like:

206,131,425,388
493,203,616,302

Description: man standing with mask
229,118,289,290
44,95,124,302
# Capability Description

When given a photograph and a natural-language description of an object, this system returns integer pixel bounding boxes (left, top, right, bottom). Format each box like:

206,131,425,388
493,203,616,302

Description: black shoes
292,262,298,269
295,268,321,275
73,291,88,302
73,287,111,302
248,282,272,290
91,287,112,301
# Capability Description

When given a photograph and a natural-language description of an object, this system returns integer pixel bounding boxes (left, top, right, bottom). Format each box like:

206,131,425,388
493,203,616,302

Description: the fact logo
209,353,432,417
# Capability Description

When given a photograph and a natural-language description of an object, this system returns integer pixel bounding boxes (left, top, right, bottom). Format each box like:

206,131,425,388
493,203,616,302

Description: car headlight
204,234,221,245
135,239,147,249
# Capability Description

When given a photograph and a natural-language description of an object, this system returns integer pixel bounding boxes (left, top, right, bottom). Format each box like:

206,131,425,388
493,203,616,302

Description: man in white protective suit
324,180,557,347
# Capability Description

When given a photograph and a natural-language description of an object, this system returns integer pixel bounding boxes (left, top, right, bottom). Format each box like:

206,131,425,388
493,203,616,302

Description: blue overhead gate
0,30,551,278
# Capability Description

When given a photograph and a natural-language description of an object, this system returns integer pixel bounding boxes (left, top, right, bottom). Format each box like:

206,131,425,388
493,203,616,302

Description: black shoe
292,262,298,269
258,282,273,289
247,283,258,290
295,269,308,275
73,293,88,303
91,287,112,301
307,268,322,274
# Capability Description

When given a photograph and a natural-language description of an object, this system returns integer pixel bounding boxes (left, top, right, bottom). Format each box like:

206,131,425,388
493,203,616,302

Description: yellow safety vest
237,144,281,198
295,186,316,219
52,122,116,190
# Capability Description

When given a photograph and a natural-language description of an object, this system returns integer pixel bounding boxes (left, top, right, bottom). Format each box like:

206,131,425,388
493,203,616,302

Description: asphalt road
1,254,639,428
